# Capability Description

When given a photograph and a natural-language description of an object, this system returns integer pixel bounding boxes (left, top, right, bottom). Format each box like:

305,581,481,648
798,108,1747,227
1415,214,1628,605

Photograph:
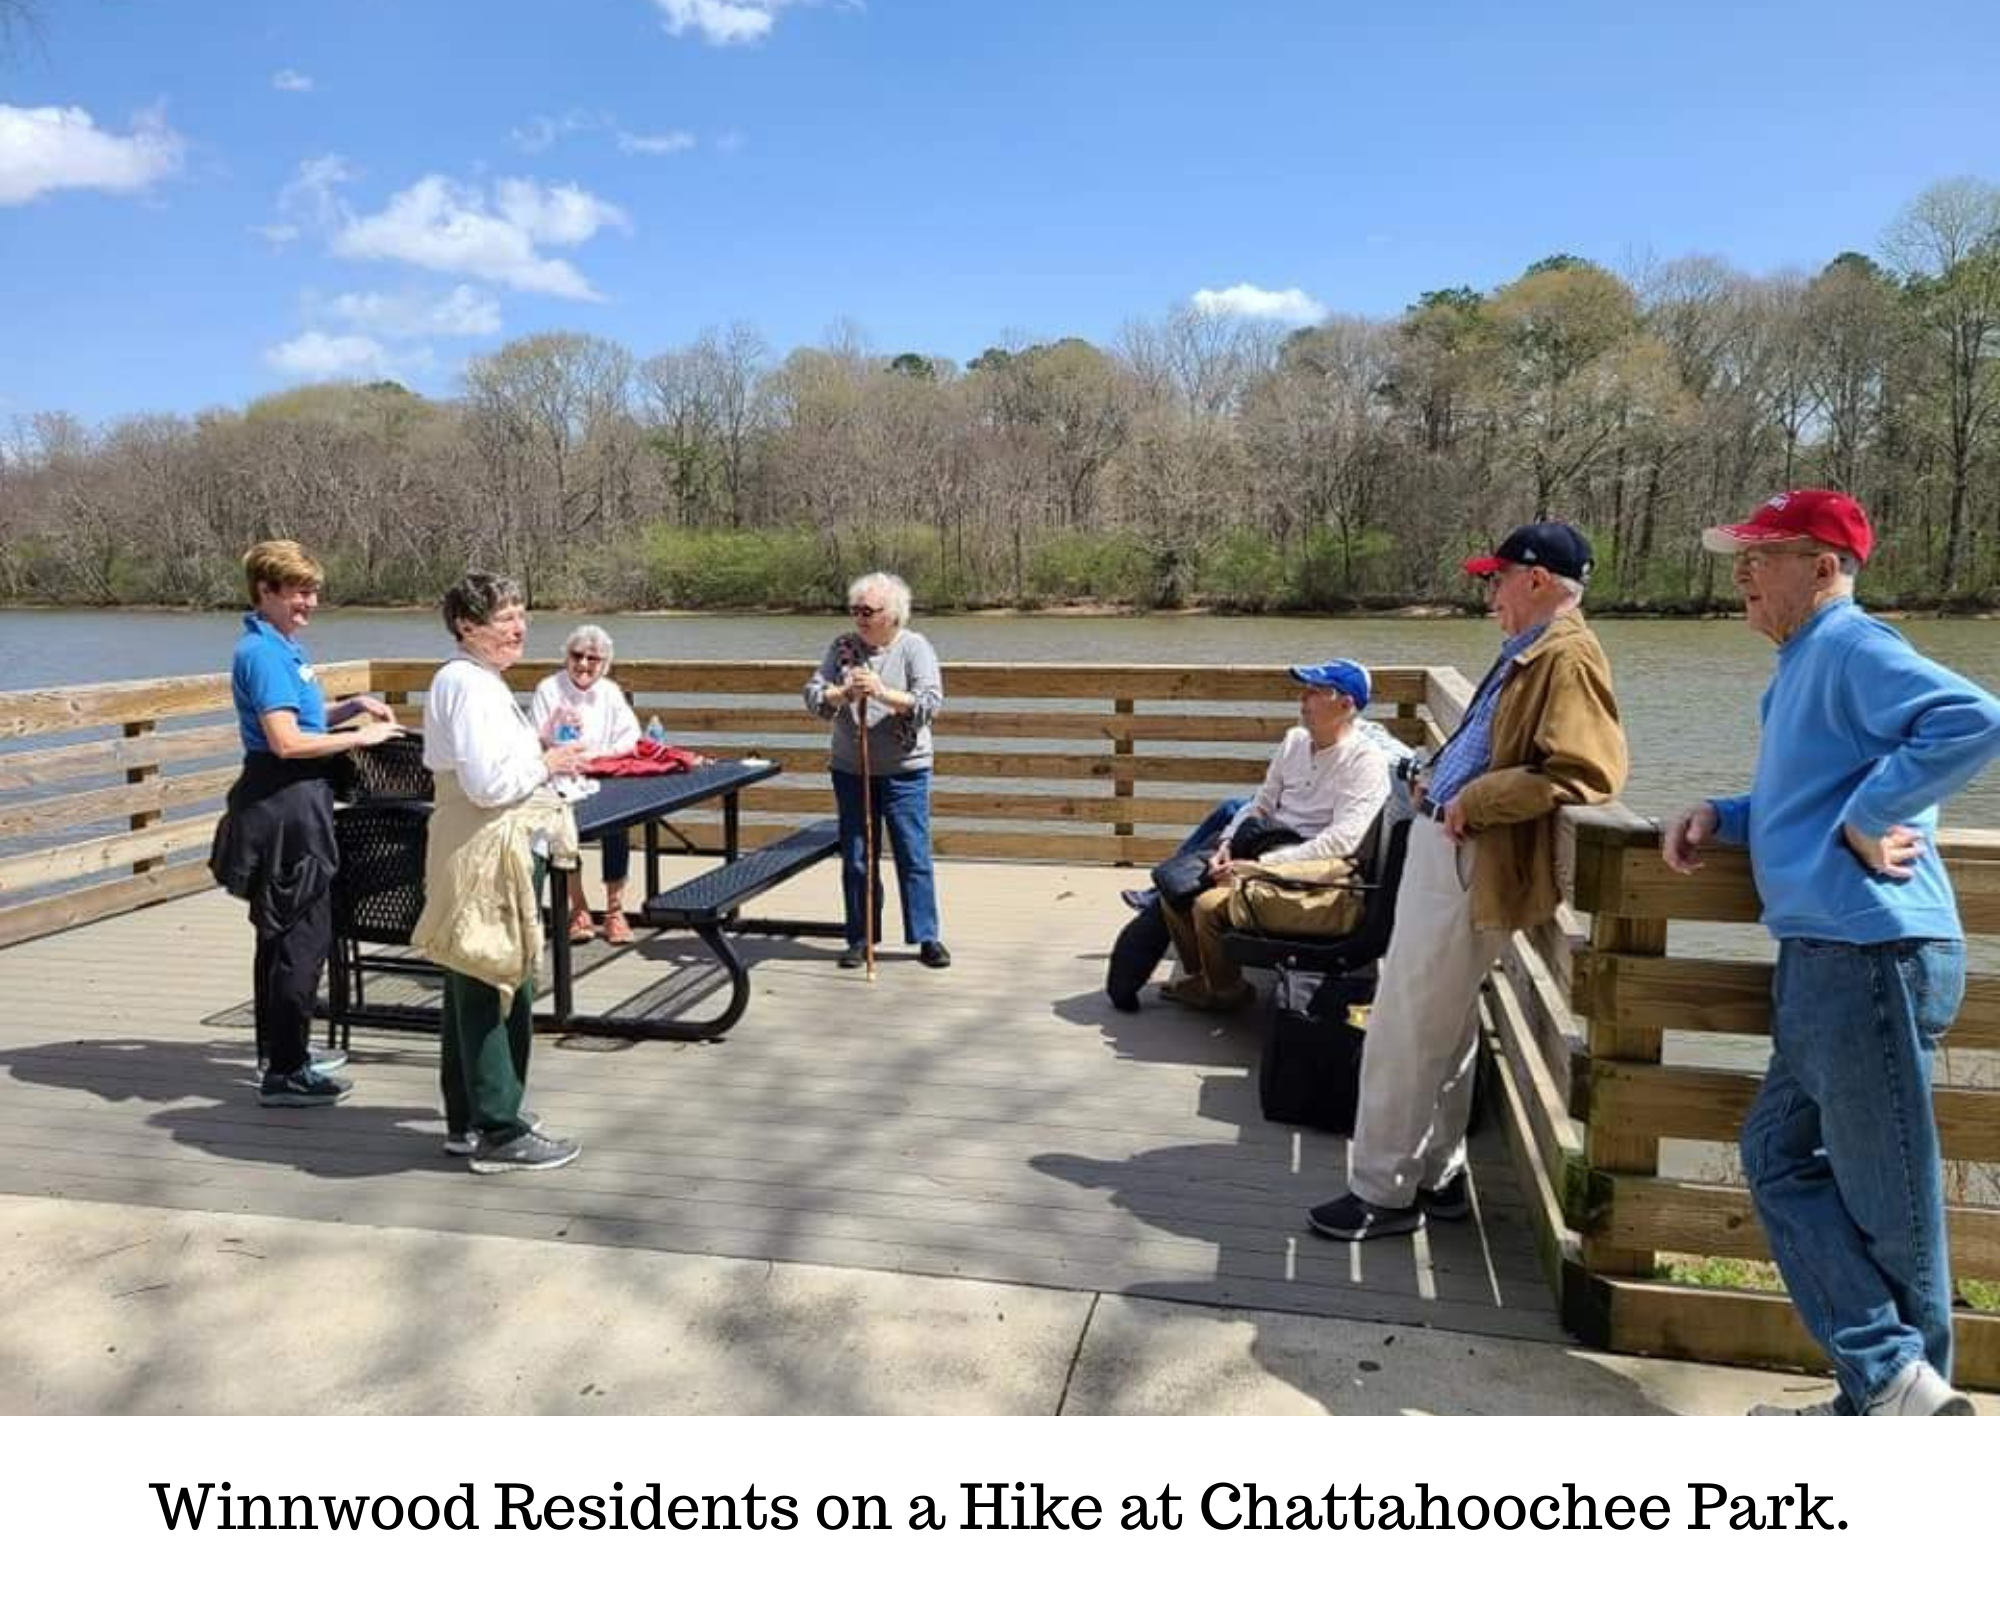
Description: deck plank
0,860,1562,1343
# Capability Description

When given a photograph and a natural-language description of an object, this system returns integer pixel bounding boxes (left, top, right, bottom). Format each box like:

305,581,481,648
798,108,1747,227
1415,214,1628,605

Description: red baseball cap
1701,489,1874,565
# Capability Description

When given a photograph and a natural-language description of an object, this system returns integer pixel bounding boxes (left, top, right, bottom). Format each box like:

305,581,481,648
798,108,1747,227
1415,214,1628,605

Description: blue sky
4,0,1997,422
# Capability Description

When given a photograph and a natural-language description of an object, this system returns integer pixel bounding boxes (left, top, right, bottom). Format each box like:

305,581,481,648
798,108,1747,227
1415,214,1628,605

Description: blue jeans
832,768,940,945
1181,797,1244,856
1741,936,1965,1407
598,827,630,886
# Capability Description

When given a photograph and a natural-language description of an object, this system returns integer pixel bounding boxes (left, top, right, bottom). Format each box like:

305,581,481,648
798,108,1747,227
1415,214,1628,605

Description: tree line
5,177,1999,614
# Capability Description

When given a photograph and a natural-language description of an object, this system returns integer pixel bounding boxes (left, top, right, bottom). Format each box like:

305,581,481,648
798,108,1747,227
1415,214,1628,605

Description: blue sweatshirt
1710,598,2000,943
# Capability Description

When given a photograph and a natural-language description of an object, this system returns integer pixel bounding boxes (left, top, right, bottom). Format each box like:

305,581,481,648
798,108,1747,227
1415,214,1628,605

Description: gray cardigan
804,629,944,776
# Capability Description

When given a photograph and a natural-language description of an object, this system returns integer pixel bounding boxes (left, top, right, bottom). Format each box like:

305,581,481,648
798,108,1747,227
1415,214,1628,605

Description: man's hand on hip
1844,820,1926,879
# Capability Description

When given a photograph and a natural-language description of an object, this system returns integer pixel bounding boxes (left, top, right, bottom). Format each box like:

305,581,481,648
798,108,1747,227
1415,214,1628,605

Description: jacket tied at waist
413,770,579,1006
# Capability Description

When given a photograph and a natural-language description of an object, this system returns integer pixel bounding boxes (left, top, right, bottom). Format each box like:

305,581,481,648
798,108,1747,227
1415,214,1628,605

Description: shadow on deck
0,858,1564,1353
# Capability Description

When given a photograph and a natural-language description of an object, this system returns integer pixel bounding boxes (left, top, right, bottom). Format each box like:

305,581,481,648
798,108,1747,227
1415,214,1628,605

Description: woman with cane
805,572,949,972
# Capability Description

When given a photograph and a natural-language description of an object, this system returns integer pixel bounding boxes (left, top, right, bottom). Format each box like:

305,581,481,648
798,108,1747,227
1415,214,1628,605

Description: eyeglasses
1730,547,1822,574
568,650,605,664
849,604,886,619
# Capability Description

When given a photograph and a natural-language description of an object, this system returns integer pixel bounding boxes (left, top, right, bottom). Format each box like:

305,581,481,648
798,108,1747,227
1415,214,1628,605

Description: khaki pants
1160,883,1244,996
1349,817,1506,1207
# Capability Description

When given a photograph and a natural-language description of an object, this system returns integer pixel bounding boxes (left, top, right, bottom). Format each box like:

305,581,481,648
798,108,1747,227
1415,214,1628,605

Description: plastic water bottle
644,715,666,745
555,717,580,744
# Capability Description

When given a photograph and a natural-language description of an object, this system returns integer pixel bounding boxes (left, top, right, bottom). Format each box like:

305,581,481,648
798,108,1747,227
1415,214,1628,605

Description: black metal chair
345,730,432,802
327,798,438,1047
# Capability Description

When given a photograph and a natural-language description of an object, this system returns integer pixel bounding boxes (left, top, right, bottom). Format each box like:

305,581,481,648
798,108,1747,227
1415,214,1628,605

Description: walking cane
840,633,878,982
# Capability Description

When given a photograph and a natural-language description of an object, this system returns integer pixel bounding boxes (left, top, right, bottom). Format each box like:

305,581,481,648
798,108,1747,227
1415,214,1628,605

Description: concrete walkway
3,1192,1947,1416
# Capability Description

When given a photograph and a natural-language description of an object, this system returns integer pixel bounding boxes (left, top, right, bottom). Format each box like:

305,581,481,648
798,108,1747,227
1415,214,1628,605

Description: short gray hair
441,572,524,641
1555,574,1586,604
848,570,912,626
565,623,615,664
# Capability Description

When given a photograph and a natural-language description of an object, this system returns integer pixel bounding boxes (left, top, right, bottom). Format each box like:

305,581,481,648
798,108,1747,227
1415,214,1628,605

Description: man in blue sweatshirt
1663,489,2000,1417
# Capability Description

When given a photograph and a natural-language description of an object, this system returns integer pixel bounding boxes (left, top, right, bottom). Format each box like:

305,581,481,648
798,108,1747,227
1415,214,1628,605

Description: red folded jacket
579,739,702,777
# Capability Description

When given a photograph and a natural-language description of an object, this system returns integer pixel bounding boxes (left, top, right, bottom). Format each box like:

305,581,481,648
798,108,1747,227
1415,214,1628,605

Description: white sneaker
1865,1360,1976,1416
443,1110,541,1157
1748,1392,1848,1416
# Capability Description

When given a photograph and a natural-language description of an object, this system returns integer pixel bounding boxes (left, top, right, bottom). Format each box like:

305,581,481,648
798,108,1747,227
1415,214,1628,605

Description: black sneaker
468,1129,581,1174
257,1069,352,1108
1306,1192,1422,1241
919,940,952,969
1418,1173,1471,1221
838,943,868,969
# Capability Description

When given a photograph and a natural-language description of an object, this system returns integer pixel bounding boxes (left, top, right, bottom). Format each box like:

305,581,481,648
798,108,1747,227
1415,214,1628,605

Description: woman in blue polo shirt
215,540,401,1107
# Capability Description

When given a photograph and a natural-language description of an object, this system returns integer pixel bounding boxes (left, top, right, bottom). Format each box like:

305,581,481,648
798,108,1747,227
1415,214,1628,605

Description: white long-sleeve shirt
530,670,642,758
1221,723,1392,865
423,655,550,810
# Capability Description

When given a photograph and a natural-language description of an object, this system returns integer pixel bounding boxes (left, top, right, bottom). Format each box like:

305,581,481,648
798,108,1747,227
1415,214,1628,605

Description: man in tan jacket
1309,522,1627,1241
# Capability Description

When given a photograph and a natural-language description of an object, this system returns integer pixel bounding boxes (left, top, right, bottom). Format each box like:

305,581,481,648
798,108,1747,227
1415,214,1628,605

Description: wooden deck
0,855,1561,1344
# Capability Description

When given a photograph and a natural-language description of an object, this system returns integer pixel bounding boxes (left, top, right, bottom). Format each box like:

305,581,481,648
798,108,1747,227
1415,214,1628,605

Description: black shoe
1418,1173,1471,1221
919,940,952,969
1120,888,1159,913
468,1129,581,1174
838,943,868,969
1306,1192,1422,1241
257,1069,352,1108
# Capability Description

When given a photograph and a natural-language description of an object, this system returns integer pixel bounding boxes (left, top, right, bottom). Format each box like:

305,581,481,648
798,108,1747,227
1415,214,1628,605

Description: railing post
124,718,160,875
1574,821,1665,1280
1113,696,1134,868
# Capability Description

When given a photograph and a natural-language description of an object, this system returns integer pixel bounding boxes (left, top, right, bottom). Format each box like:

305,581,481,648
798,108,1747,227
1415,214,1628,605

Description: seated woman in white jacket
531,623,642,944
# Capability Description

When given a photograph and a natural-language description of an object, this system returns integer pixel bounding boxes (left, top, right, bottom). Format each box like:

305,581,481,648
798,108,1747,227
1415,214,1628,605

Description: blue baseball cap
1288,658,1370,709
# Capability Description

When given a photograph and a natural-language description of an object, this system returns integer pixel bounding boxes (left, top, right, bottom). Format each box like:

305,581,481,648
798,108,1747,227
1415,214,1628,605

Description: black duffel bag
1258,969,1371,1135
1105,902,1173,1012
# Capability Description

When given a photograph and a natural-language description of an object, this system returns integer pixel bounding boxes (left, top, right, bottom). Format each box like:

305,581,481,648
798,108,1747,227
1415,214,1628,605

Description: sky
3,0,1998,423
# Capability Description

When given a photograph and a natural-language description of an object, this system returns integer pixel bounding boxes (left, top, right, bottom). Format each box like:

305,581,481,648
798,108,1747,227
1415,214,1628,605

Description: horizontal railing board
0,768,234,842
0,859,215,948
1573,951,2000,1047
1586,1059,2000,1163
0,661,372,740
1593,1175,2000,1280
1586,1275,2000,1387
0,724,241,791
0,814,216,896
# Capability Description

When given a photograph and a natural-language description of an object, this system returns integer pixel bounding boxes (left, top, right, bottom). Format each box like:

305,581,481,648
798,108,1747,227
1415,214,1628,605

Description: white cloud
332,175,628,299
652,0,806,46
263,330,392,380
510,109,603,154
272,69,314,93
617,129,696,156
1190,283,1327,324
258,153,356,247
326,284,503,339
0,103,183,205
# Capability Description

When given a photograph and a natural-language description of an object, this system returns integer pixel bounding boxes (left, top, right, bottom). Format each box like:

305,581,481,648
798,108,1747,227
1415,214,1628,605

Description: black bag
1258,969,1371,1135
1150,815,1304,909
1105,904,1172,1012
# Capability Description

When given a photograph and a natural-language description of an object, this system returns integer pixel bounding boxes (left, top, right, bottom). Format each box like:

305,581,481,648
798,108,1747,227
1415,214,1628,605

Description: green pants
439,859,541,1142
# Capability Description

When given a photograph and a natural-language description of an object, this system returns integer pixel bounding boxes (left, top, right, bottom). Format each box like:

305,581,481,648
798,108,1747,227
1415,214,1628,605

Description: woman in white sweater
419,573,590,1174
531,623,642,944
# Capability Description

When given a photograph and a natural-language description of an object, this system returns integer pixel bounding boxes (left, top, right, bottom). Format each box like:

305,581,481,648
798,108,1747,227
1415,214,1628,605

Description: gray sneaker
468,1128,580,1174
443,1112,542,1157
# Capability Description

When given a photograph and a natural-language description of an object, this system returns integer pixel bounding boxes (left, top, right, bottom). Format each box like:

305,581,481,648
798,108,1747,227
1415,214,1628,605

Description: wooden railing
362,658,1446,864
0,661,374,946
0,658,1444,946
1546,807,2000,1386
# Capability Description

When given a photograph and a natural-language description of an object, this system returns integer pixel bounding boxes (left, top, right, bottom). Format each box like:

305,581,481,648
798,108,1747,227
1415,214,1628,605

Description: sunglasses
568,650,605,664
849,604,886,619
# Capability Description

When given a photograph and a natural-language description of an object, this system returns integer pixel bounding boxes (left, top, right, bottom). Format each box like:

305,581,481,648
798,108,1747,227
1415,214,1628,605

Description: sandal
603,908,634,944
568,907,597,944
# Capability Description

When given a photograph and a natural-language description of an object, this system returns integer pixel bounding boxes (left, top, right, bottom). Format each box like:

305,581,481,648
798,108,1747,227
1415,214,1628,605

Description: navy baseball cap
1464,521,1595,582
1288,658,1370,709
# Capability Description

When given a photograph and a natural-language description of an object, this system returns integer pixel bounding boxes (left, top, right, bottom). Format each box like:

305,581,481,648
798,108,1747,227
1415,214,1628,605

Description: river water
4,607,1998,820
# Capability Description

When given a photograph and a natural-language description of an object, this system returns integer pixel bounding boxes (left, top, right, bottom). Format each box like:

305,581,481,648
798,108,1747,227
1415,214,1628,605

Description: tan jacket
1452,611,1628,931
412,770,578,1005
